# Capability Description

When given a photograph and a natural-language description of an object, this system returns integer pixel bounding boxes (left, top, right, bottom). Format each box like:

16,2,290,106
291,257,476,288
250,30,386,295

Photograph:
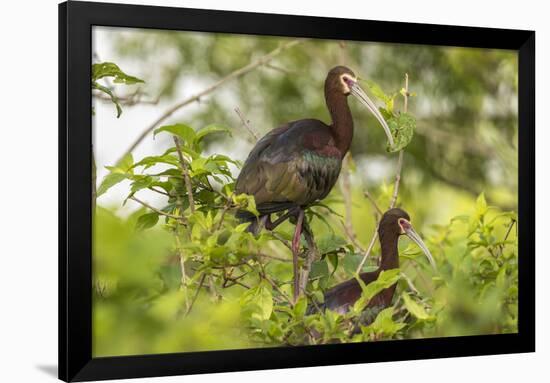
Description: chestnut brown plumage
235,66,395,299
317,208,436,314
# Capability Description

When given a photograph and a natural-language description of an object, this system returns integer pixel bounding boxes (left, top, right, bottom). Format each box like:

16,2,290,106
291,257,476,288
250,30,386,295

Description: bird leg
264,207,299,231
291,208,305,302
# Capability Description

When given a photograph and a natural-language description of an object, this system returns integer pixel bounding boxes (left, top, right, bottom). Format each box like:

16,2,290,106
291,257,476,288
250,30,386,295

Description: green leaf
327,253,339,274
92,62,144,84
240,281,273,320
386,112,415,153
97,172,126,197
317,233,347,255
401,292,432,320
195,124,232,144
130,176,154,193
135,212,159,231
294,296,308,318
92,82,122,118
360,79,396,112
310,260,330,280
353,269,401,312
476,192,488,216
342,253,362,274
91,63,144,118
154,124,196,145
362,307,405,336
234,222,251,233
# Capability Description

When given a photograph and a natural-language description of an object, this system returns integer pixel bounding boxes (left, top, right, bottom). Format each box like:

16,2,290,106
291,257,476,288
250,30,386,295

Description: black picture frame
59,1,535,381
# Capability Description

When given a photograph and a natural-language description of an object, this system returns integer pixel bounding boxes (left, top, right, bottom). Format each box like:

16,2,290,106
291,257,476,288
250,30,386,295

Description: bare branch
185,273,207,316
389,150,404,208
234,107,260,141
339,153,357,246
174,235,190,312
355,228,378,274
264,63,294,75
215,199,232,231
355,73,410,274
390,74,408,209
173,136,195,213
115,39,305,165
400,271,420,295
257,253,292,263
363,189,383,216
299,221,318,297
129,196,185,223
92,88,161,106
148,186,169,196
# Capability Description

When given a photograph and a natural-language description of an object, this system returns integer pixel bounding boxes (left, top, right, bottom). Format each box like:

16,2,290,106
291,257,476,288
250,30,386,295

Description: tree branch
115,39,305,165
185,273,207,316
129,195,186,223
363,189,383,216
234,107,259,141
339,153,358,246
173,136,195,213
355,73,410,274
299,220,318,297
174,235,190,312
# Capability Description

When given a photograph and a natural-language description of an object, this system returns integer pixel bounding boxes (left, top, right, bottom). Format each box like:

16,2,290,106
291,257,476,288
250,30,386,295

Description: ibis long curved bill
349,82,395,147
402,223,437,271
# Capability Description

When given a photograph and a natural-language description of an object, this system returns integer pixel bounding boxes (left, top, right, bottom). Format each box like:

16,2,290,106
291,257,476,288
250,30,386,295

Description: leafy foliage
91,62,144,117
360,78,416,153
92,38,519,355
94,118,518,355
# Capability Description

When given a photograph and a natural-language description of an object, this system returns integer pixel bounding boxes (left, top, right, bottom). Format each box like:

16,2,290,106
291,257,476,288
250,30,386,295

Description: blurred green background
92,28,518,357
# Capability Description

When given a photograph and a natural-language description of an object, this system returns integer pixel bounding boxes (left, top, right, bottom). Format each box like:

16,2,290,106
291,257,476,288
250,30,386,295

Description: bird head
379,208,437,270
325,66,394,147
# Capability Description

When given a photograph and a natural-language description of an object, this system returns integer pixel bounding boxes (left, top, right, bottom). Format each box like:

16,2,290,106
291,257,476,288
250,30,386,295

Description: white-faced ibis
235,66,395,298
318,208,436,314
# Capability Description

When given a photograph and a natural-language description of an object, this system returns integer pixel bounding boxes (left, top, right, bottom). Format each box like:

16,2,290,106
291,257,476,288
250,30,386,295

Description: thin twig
355,73,410,274
261,269,294,306
92,88,161,106
129,196,185,222
264,63,294,75
339,153,357,246
271,232,293,251
174,235,190,312
185,273,207,316
173,137,195,213
340,219,366,253
257,253,292,263
299,221,318,297
234,107,259,141
115,39,305,164
355,229,378,274
363,189,383,216
389,150,404,208
499,219,517,256
389,74,408,209
400,271,420,295
215,199,232,231
148,186,170,196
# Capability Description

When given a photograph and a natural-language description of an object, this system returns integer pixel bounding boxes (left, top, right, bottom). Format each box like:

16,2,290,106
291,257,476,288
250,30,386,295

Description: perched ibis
235,66,395,298
317,208,436,314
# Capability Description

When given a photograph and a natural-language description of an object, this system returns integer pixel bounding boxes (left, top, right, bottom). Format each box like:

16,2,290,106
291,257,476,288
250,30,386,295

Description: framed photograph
59,1,535,381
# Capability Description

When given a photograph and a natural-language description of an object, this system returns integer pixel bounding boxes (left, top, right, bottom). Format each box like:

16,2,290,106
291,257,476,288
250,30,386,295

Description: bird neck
378,231,400,270
325,91,354,156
